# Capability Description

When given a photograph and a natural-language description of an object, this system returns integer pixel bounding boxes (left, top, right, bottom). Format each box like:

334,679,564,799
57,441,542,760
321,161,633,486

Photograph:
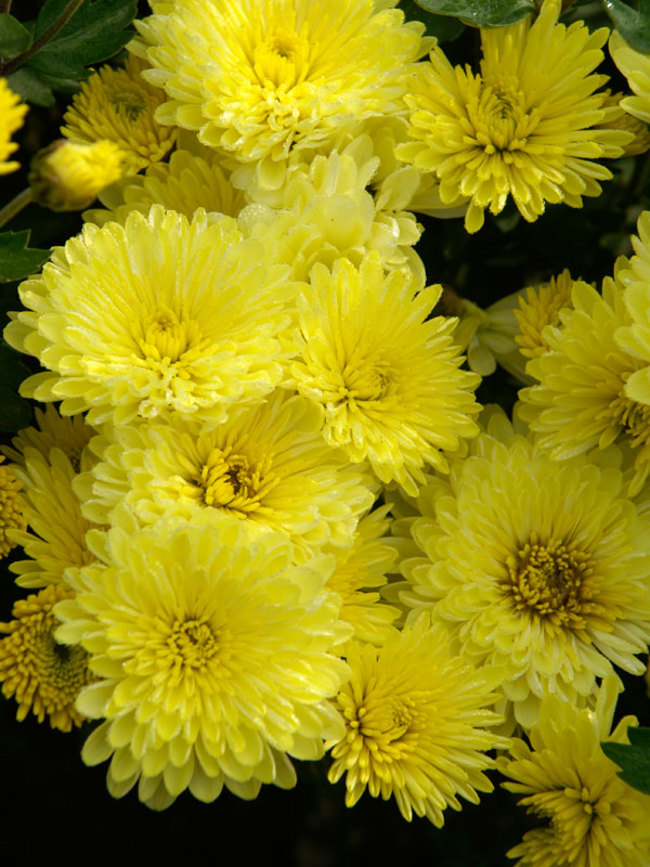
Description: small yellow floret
0,77,28,175
0,584,94,732
29,140,124,211
62,55,177,174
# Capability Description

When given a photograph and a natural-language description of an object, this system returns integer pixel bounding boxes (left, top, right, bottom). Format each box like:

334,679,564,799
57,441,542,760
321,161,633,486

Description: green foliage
412,0,536,27
603,0,650,53
0,344,33,432
0,14,32,58
0,231,50,283
399,1,465,40
4,0,137,106
601,727,650,796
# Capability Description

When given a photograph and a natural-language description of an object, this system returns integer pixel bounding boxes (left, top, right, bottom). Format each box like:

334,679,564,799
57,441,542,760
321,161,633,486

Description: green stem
0,188,33,230
0,0,13,15
0,0,86,77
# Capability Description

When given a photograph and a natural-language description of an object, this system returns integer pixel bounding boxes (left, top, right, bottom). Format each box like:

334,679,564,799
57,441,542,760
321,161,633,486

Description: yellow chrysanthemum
0,455,26,558
519,264,650,496
61,54,176,174
8,447,97,589
0,584,94,732
74,390,374,561
241,135,424,284
325,506,400,647
29,140,124,211
55,511,349,810
2,403,95,472
0,77,28,175
515,269,575,361
85,147,246,226
501,676,650,866
328,613,507,826
597,90,650,157
396,0,631,233
610,31,650,125
5,206,295,428
290,255,481,495
133,0,428,189
400,421,650,729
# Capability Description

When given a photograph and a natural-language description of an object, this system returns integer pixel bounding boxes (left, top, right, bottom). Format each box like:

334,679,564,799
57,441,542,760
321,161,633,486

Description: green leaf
0,231,50,283
604,0,650,54
601,728,650,796
26,0,137,83
400,0,465,40
7,66,56,106
0,344,33,433
0,14,32,57
413,0,536,27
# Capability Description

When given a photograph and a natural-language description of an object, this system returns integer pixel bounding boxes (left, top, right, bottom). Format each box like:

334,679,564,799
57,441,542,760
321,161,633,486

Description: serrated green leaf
601,729,650,796
0,231,50,283
0,344,33,433
0,14,32,57
7,66,55,106
604,0,650,54
400,0,465,39
26,0,137,84
414,0,536,27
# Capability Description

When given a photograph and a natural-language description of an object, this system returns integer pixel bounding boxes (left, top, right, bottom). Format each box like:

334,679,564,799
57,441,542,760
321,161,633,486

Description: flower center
168,619,218,669
506,535,592,626
136,305,201,363
253,27,311,89
109,91,146,122
193,445,278,514
469,78,539,155
339,361,391,404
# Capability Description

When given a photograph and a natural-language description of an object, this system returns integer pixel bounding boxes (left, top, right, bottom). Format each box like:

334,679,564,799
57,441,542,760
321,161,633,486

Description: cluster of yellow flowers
2,0,650,862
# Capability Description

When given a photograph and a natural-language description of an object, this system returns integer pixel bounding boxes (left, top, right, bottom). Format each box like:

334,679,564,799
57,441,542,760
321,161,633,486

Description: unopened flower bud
29,140,123,211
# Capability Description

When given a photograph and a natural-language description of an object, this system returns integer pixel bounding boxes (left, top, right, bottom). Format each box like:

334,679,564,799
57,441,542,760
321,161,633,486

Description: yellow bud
29,139,124,211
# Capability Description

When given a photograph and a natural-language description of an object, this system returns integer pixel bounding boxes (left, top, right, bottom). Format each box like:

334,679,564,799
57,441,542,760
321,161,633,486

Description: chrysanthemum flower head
290,255,481,495
240,135,424,283
29,140,124,211
396,0,631,233
0,584,94,732
0,455,26,558
61,54,176,174
5,206,296,428
610,30,650,125
85,147,246,226
3,403,95,472
0,77,28,175
400,419,650,729
73,390,375,561
8,447,98,590
133,0,428,189
501,676,650,866
520,264,650,496
55,511,349,810
515,269,576,362
328,612,507,826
